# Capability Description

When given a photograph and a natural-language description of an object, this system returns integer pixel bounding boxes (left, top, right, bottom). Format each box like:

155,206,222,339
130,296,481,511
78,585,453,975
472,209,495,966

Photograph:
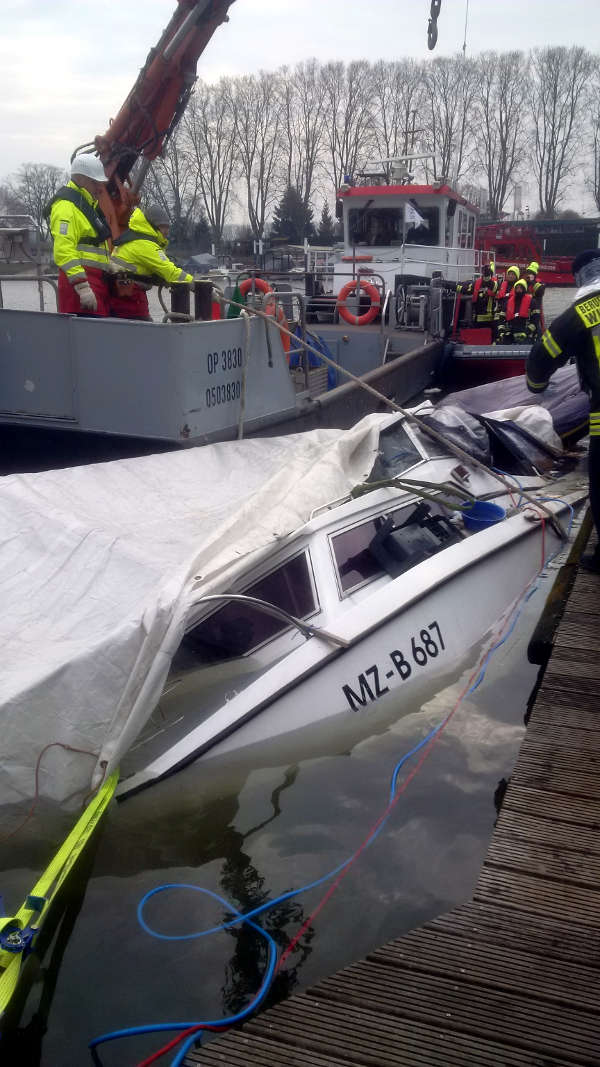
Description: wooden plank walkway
188,530,600,1067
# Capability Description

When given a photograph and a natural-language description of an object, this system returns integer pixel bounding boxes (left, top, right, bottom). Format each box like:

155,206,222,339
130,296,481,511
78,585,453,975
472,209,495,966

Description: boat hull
441,343,531,387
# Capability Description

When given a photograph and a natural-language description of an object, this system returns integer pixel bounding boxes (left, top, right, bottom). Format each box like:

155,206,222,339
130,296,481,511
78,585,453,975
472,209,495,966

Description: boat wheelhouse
334,157,486,296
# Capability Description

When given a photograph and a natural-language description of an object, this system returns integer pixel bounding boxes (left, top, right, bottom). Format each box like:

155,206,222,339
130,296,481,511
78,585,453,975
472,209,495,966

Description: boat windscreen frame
179,546,321,663
327,495,420,599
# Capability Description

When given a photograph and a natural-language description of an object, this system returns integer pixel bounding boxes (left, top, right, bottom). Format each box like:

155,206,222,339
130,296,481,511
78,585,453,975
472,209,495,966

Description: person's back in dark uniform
526,249,600,572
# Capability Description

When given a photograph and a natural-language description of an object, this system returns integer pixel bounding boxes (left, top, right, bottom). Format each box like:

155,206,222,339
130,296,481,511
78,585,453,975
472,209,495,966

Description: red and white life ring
239,276,273,297
337,279,381,326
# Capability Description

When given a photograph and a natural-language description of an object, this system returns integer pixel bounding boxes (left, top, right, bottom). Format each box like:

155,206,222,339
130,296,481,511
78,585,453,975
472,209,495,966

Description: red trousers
109,284,151,321
58,267,111,317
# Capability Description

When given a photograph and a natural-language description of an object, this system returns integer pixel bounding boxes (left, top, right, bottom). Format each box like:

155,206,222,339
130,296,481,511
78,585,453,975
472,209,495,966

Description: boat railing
0,270,59,312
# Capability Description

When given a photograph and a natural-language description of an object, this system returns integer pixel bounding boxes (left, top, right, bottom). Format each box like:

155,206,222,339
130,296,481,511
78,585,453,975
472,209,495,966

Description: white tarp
0,415,397,807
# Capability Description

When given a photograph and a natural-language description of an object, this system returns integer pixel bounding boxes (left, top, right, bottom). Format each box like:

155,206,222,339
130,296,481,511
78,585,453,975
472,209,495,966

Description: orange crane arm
77,0,236,235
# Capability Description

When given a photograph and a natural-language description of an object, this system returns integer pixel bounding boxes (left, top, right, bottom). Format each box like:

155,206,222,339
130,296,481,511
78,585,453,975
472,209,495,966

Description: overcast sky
1,0,599,203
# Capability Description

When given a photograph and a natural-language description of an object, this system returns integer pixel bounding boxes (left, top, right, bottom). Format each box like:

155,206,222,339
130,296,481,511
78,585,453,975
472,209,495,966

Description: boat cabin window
331,500,460,596
348,205,440,248
180,552,317,663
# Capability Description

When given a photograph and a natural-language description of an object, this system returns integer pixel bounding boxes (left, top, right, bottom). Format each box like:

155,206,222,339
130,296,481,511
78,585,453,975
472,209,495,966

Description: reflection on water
0,554,566,1066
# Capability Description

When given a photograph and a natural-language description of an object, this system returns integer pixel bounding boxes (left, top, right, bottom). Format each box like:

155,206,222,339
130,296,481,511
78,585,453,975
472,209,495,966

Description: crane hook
427,0,441,50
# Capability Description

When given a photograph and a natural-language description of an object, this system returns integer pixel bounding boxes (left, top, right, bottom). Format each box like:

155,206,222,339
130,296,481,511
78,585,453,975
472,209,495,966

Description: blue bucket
461,500,506,531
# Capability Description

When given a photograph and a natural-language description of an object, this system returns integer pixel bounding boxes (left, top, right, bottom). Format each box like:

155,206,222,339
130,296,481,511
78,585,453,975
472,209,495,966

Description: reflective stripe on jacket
526,284,600,416
48,181,110,282
111,208,193,286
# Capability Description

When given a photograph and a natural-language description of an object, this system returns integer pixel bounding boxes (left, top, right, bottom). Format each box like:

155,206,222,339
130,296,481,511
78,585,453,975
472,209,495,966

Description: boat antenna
462,0,469,55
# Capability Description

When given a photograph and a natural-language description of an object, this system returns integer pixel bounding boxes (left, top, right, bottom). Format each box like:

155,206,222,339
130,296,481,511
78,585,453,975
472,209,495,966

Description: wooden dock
187,530,600,1067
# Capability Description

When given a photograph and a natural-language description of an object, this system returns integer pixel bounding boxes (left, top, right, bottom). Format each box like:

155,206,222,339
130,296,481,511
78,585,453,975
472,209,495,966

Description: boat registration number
342,621,445,712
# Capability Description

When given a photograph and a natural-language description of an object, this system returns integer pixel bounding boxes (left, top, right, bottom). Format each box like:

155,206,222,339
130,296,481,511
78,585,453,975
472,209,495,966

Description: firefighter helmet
526,261,539,274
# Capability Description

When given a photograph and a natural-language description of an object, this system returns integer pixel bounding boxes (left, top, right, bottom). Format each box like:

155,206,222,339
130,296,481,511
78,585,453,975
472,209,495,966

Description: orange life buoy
337,279,381,326
239,276,273,297
263,294,290,354
341,255,373,263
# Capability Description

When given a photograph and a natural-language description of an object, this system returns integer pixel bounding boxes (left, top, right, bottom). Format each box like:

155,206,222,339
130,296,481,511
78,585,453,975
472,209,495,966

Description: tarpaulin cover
0,415,397,806
441,363,588,440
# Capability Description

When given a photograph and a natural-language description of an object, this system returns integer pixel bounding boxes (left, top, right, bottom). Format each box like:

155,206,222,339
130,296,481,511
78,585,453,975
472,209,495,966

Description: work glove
74,280,97,312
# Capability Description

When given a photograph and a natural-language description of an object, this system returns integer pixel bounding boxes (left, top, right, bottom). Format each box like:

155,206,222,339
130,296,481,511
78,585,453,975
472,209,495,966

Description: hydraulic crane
72,0,236,238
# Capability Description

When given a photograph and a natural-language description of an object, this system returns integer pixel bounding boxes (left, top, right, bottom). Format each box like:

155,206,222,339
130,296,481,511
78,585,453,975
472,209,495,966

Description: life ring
337,279,381,326
263,293,290,354
341,255,373,263
239,276,272,297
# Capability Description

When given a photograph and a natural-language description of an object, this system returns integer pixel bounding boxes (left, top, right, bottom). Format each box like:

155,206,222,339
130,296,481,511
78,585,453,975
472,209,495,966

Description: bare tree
422,56,477,185
233,72,283,238
587,61,600,212
279,60,327,212
530,46,593,217
371,59,426,168
6,163,66,237
471,51,529,219
321,60,376,195
184,78,238,245
144,124,201,243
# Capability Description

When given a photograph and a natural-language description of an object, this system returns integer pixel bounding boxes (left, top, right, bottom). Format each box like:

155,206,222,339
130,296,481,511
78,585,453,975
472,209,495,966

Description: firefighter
493,264,520,344
45,154,111,316
525,260,545,339
504,277,535,344
457,262,497,328
526,249,600,573
109,204,193,320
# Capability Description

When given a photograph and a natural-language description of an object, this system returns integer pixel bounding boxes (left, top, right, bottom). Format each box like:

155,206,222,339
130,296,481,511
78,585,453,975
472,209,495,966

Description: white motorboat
0,410,582,810
116,416,581,798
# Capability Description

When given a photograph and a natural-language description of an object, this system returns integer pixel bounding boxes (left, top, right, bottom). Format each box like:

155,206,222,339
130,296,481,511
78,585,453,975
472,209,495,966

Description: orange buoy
337,279,381,326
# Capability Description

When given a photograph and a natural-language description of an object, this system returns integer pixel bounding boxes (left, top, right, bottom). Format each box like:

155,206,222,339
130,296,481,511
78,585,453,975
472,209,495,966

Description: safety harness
43,186,111,245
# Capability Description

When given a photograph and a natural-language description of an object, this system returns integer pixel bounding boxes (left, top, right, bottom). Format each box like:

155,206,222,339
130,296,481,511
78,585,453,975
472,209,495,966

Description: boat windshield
176,551,317,666
348,205,440,248
331,500,461,596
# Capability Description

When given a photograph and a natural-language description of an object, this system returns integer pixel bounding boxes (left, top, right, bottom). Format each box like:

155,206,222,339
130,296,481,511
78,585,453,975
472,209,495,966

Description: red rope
0,742,99,842
135,1025,225,1067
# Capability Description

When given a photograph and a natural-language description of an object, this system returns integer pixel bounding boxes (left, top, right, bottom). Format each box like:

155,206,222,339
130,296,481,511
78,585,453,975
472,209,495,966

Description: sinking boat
0,412,582,809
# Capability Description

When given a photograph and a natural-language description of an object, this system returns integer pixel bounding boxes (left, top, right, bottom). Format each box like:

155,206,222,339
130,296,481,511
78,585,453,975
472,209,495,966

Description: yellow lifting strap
0,770,118,1018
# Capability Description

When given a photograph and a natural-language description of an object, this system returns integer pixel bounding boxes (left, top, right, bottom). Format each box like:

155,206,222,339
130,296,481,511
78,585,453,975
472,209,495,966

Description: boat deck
186,521,600,1066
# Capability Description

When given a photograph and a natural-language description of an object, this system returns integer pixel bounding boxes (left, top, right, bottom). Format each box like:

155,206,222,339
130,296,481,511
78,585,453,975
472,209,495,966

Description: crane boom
78,0,236,235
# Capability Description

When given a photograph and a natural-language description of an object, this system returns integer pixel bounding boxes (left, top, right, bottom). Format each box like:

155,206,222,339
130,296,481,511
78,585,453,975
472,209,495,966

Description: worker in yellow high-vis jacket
44,154,111,316
109,204,193,320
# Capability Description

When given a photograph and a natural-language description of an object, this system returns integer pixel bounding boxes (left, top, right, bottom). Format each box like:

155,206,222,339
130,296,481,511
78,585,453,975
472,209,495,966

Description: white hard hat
70,153,108,183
